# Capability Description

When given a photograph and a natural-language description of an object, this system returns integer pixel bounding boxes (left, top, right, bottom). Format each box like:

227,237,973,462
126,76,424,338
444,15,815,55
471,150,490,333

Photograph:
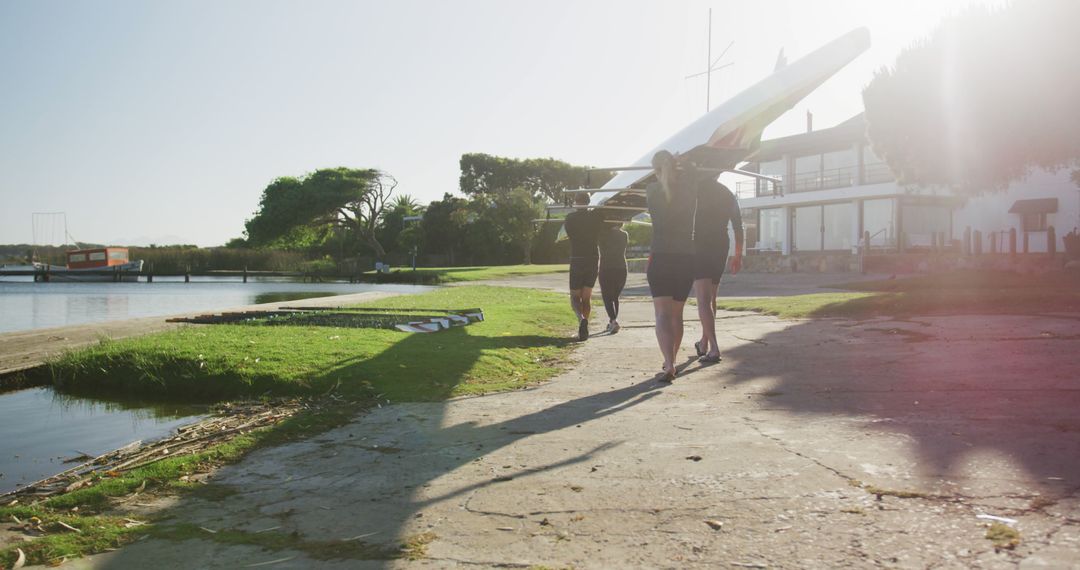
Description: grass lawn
2,285,577,567
715,269,1080,319
45,285,577,402
367,264,566,284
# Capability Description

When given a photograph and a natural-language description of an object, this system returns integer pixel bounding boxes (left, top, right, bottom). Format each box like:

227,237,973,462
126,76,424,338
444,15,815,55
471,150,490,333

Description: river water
0,277,433,334
0,387,206,495
0,278,434,494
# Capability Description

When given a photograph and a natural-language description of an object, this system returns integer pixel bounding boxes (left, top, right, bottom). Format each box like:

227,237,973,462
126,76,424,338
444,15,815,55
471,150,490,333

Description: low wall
740,252,1070,274
743,253,861,273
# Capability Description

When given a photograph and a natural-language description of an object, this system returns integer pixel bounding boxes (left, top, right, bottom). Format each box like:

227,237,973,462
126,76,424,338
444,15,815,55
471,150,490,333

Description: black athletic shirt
598,227,629,270
646,170,697,255
693,179,743,250
564,210,602,259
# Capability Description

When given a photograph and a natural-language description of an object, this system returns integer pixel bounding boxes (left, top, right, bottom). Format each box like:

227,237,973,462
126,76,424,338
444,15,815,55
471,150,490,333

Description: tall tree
459,153,612,204
420,193,471,264
862,0,1080,192
244,168,397,258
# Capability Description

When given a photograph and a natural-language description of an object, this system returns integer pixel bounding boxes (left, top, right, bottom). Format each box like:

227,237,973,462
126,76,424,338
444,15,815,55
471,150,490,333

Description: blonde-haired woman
646,150,697,382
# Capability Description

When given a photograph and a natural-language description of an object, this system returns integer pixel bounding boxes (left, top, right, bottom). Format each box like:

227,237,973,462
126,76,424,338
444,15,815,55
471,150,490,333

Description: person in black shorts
646,150,697,381
692,178,743,363
564,193,602,340
598,220,629,334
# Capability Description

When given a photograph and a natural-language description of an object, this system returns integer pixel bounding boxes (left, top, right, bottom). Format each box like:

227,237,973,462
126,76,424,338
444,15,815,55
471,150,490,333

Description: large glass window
68,253,86,263
862,198,895,248
89,252,106,261
901,204,951,248
862,145,893,184
758,159,786,196
794,155,822,192
758,208,784,251
794,206,822,251
823,203,853,250
822,148,857,188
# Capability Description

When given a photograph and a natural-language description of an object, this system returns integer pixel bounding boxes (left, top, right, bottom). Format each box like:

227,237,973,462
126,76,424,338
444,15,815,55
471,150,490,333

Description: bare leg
569,288,584,321
579,287,593,321
653,297,677,374
671,299,686,363
694,279,713,353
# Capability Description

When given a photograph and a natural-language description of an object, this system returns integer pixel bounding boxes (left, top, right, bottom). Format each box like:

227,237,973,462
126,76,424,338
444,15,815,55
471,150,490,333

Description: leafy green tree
244,168,397,258
459,153,612,204
862,0,1080,192
378,194,423,257
484,188,544,264
420,193,471,264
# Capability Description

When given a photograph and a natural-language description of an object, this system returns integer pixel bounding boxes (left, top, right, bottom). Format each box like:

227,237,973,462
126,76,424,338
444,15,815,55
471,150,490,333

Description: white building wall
952,169,1080,252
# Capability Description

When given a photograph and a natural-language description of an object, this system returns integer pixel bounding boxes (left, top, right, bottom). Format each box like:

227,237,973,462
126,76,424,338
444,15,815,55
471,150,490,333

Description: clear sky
0,0,995,247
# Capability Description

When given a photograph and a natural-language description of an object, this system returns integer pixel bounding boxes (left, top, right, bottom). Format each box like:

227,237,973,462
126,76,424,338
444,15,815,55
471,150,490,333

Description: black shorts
569,257,599,290
693,250,729,283
646,253,694,302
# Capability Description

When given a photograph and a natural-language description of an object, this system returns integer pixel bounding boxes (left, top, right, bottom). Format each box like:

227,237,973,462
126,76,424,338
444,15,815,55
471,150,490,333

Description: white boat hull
591,27,871,211
38,260,144,282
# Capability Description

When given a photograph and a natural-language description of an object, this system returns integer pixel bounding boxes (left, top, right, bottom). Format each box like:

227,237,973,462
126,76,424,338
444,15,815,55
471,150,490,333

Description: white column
851,199,863,253
781,205,793,255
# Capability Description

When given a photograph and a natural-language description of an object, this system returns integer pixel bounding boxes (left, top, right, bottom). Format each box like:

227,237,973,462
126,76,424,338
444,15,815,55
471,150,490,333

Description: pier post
147,263,153,283
1048,226,1057,256
243,266,248,283
1023,231,1029,254
1009,228,1017,256
185,265,190,283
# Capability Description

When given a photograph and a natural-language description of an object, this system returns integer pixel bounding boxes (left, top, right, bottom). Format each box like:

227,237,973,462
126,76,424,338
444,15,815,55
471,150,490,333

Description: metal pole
706,8,712,113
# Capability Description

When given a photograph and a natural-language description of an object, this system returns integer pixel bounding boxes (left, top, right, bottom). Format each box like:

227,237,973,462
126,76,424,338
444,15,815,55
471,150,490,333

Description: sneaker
609,321,621,334
578,318,589,341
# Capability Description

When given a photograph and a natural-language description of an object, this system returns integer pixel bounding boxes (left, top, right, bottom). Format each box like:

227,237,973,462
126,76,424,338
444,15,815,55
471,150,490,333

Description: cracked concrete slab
57,280,1080,569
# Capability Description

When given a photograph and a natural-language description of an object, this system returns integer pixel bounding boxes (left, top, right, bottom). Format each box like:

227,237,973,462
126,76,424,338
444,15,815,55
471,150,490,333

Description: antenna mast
685,8,734,112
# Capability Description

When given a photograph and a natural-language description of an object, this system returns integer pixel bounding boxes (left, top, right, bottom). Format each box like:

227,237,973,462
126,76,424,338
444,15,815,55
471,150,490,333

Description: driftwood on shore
0,399,316,503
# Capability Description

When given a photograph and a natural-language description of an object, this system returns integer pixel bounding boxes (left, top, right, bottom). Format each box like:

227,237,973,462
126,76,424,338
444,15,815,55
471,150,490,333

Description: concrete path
466,269,877,298
0,291,403,376
64,285,1080,568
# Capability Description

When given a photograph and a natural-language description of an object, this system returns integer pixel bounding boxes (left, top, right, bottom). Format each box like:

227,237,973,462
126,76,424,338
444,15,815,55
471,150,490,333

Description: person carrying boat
564,192,603,341
598,220,629,334
692,177,743,363
646,150,697,382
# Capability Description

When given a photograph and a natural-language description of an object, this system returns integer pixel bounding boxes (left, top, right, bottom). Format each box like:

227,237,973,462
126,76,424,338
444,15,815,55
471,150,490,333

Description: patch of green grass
366,264,567,284
985,522,1020,549
45,286,576,402
401,531,437,561
0,511,138,567
716,269,1080,318
0,404,356,565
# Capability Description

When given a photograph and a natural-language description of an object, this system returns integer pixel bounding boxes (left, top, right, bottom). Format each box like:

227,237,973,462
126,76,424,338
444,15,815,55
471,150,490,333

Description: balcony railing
863,162,894,185
733,163,896,200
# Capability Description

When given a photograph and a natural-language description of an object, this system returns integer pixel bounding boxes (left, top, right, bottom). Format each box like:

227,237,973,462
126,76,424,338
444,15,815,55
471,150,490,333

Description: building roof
749,113,868,163
1008,198,1058,214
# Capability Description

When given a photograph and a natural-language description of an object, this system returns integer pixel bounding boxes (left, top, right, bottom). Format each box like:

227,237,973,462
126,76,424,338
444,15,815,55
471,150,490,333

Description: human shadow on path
98,320,666,568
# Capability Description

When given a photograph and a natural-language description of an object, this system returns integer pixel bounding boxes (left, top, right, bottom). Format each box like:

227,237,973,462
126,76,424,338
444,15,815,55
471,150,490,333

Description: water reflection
0,387,206,494
0,279,433,334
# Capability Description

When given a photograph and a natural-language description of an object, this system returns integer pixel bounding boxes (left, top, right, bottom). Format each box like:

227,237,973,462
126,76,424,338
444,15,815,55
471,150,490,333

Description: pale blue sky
0,0,991,246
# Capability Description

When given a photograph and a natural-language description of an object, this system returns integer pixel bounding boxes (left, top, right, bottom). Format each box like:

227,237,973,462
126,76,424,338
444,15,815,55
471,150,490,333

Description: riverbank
0,284,577,567
359,264,567,284
0,289,406,382
34,274,1080,569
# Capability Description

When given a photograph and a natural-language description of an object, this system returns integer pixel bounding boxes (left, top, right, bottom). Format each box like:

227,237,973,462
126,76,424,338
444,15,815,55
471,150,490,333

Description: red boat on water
35,247,145,282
